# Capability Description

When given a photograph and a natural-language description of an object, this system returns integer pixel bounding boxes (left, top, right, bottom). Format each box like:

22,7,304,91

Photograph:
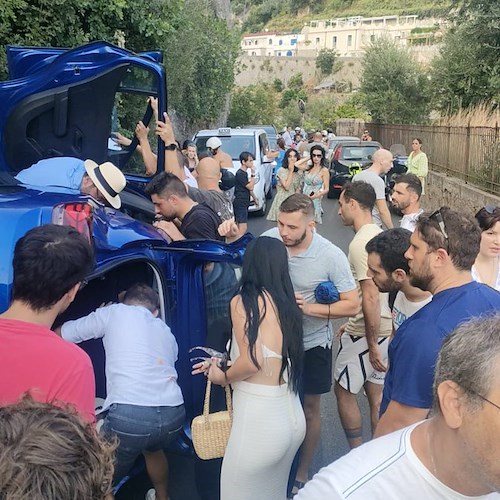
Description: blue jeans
102,403,185,484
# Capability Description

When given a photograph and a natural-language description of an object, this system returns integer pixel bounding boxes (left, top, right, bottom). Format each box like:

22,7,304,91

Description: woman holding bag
194,236,305,500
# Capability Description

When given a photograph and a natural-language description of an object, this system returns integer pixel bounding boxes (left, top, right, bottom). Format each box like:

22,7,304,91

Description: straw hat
84,160,126,209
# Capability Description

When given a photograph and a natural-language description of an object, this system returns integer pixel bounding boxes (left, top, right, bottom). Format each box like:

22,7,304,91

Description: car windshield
195,136,256,161
342,146,379,161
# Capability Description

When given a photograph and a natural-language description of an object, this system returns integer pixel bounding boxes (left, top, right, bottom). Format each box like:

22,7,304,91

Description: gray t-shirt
262,228,356,350
352,169,386,227
188,186,233,221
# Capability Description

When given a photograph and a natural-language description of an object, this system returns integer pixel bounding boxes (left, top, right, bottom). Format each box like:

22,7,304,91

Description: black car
328,141,381,198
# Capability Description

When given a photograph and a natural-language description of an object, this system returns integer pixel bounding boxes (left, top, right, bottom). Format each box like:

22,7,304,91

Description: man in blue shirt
375,207,500,438
15,157,126,209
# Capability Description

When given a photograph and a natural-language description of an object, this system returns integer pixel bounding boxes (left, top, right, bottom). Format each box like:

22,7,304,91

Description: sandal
288,480,306,498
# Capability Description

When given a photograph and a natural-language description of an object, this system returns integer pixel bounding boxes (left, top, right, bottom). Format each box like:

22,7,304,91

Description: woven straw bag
191,380,233,460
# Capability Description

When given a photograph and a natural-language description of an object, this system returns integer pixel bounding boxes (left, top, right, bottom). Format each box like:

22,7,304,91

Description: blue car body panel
0,41,166,173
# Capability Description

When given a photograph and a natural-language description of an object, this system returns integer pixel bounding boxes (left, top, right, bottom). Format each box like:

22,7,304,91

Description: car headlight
254,172,261,183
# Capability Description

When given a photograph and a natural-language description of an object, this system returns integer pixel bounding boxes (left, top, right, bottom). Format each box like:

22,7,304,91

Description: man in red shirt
0,224,96,422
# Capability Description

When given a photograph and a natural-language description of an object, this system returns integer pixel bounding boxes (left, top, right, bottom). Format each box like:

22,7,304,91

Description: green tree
164,0,239,126
0,0,237,129
430,0,500,112
228,84,279,126
315,48,337,76
360,36,430,124
272,78,284,92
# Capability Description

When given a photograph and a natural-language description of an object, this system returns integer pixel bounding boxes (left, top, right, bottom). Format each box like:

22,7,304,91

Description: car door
0,42,167,181
155,235,251,424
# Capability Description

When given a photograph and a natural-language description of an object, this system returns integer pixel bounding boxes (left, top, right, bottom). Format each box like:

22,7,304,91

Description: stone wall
425,170,500,213
235,55,362,89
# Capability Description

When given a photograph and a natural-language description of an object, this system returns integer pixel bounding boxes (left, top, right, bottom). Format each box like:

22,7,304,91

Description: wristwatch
165,143,177,151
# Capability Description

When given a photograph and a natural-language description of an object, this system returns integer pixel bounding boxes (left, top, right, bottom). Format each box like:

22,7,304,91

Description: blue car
0,41,249,490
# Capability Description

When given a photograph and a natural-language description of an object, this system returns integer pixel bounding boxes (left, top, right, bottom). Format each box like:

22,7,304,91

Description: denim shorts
101,403,185,483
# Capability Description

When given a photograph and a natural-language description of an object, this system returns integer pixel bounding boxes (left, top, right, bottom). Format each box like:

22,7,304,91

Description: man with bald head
186,156,233,221
353,149,394,229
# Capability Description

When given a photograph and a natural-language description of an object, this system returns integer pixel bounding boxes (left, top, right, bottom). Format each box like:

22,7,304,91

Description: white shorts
334,333,389,394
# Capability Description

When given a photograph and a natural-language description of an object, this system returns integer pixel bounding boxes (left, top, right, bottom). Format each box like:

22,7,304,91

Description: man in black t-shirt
233,151,258,238
145,172,223,241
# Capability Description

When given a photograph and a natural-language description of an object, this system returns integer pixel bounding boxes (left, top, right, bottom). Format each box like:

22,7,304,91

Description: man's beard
393,198,410,211
409,269,433,291
283,229,307,247
376,277,401,294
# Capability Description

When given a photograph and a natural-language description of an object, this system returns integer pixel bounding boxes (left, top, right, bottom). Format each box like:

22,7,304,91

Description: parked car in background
0,41,250,495
193,127,274,215
328,140,382,197
325,136,360,162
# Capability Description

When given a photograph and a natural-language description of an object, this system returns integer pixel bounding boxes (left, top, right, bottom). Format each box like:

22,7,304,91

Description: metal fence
368,123,500,196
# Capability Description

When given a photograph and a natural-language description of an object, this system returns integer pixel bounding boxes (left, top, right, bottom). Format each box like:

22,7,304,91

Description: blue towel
314,281,340,304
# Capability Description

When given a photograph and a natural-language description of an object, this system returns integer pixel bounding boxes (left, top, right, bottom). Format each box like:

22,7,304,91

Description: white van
193,128,274,216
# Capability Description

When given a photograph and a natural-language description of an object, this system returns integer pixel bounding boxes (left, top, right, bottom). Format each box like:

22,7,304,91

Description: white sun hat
84,160,126,209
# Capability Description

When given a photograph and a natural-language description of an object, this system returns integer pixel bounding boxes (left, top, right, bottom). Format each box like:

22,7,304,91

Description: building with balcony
241,31,302,57
241,15,441,58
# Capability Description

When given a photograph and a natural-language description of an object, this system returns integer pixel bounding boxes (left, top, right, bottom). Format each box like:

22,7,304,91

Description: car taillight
52,202,93,243
334,146,342,161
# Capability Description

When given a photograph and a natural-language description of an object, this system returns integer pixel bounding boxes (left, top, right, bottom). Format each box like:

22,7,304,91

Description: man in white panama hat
15,156,126,209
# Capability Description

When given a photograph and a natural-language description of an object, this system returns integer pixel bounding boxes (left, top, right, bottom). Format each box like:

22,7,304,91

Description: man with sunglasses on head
375,207,500,438
0,225,96,423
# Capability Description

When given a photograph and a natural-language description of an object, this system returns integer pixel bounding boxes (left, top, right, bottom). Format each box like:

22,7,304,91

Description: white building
241,15,441,58
241,31,302,57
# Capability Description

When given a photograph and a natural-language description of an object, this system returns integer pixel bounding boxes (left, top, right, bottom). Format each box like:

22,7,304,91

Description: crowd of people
0,112,499,500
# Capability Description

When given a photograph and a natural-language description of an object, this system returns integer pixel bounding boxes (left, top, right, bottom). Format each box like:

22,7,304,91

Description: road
118,195,386,500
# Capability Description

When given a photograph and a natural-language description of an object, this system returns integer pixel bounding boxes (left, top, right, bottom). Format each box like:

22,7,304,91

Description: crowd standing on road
1,116,499,500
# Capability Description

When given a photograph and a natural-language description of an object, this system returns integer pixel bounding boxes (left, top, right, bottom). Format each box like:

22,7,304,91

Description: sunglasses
312,154,323,158
485,205,499,214
429,209,449,250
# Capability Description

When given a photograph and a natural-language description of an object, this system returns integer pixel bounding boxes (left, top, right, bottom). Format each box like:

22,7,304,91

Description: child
233,151,258,237
59,283,184,500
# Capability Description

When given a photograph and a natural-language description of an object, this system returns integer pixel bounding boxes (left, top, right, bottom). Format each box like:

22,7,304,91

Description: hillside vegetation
233,0,451,33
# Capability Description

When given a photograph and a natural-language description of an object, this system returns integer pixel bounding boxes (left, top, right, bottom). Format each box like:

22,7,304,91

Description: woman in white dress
195,236,306,500
472,206,500,291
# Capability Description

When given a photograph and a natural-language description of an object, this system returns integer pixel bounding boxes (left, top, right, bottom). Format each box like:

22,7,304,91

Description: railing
369,123,500,196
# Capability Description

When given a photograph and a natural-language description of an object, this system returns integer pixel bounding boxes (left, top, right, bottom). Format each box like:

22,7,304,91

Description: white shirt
183,166,198,188
400,209,423,232
296,422,500,499
62,303,184,412
392,291,432,331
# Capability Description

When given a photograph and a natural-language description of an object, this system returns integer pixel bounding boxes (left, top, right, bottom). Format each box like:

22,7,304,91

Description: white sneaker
145,489,156,500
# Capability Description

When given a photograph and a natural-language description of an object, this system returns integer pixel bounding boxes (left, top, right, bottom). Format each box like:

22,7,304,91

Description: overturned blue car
0,41,248,492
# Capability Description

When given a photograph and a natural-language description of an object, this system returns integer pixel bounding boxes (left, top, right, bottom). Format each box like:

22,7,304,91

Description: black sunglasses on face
312,154,323,158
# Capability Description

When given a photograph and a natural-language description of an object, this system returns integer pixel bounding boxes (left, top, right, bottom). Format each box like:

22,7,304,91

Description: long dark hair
237,236,303,392
283,148,300,172
309,145,328,169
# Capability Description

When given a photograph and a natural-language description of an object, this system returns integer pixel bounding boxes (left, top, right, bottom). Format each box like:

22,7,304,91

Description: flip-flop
288,480,306,498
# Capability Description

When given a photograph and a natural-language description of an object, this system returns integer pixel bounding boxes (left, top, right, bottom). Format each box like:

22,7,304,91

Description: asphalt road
119,194,387,500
